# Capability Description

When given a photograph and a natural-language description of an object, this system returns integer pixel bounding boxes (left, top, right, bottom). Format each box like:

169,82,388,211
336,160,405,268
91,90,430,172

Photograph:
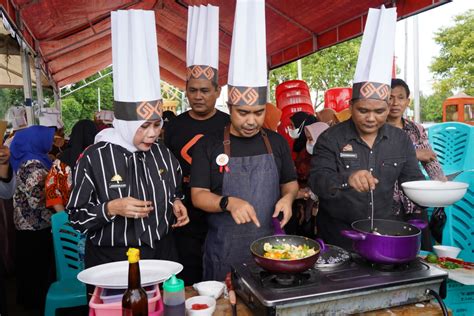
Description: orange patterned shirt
45,159,72,208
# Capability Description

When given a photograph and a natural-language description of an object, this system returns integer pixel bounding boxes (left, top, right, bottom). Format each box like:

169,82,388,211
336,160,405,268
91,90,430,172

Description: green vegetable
426,253,439,263
441,262,460,269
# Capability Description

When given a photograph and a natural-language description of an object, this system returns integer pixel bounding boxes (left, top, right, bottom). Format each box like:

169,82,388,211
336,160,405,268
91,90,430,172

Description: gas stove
231,255,448,315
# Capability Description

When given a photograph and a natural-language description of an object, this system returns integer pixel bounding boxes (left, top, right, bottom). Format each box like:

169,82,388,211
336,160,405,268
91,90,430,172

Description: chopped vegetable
439,261,460,269
426,253,438,264
263,242,317,260
192,303,209,310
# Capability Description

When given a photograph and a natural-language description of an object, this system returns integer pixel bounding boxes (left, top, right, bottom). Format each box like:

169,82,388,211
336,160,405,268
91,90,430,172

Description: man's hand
272,196,293,228
348,170,379,192
227,197,260,227
106,197,154,219
0,146,10,165
172,199,189,228
416,148,437,163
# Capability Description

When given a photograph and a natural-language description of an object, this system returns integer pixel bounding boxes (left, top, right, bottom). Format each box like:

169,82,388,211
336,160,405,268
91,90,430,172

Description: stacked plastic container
88,285,163,316
324,87,352,113
275,80,315,159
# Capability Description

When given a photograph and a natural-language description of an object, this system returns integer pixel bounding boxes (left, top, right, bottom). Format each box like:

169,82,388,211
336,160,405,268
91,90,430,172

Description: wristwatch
219,196,229,212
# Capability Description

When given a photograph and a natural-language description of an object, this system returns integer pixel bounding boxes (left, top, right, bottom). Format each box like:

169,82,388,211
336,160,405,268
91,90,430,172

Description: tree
420,92,449,122
430,10,474,96
269,37,361,107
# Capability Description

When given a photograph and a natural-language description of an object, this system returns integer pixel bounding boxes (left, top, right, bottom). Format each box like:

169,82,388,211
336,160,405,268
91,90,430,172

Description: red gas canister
324,88,352,112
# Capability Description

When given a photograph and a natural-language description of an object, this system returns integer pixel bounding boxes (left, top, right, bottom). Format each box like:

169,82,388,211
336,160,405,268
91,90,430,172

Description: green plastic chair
44,212,87,316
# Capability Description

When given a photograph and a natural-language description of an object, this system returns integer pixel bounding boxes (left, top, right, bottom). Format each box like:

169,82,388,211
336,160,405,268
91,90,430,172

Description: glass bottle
122,248,148,316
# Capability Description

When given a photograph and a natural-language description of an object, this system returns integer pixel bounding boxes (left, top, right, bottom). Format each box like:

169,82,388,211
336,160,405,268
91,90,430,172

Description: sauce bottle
122,248,148,316
163,274,185,315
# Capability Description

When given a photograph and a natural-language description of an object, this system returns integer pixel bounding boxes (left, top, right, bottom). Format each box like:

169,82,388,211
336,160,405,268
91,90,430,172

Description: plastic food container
185,295,216,316
89,284,163,316
100,286,156,304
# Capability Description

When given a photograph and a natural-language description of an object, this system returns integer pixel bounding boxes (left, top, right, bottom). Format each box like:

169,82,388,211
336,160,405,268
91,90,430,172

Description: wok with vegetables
250,235,323,273
263,243,317,260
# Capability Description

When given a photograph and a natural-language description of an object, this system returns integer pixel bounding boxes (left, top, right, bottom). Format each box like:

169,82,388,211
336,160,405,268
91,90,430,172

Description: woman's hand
106,197,154,219
172,199,189,228
416,148,437,162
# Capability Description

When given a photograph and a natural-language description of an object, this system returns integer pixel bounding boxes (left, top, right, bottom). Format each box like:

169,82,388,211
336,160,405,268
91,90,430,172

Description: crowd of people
0,3,447,316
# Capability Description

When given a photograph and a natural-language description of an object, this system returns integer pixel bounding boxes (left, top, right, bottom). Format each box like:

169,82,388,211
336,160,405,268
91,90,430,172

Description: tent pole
20,44,34,125
35,56,44,111
413,16,420,123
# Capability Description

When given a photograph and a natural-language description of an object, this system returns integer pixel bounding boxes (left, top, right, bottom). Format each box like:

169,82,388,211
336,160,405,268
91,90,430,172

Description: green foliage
60,68,114,134
0,88,23,118
269,38,361,106
430,10,474,96
420,92,449,122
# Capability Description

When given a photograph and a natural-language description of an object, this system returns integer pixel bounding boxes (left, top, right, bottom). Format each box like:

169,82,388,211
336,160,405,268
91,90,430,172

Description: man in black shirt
164,4,229,285
309,6,424,250
190,0,298,281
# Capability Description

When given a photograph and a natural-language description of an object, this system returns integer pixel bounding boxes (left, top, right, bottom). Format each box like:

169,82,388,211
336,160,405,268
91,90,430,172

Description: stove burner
254,269,319,290
351,254,427,274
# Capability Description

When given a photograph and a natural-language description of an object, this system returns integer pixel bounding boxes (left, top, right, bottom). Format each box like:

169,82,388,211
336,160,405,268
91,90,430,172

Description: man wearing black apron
189,0,298,281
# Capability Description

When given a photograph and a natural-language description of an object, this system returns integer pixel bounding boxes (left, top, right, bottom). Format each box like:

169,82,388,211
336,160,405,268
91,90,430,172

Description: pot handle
341,230,367,241
272,218,285,235
408,219,428,230
315,238,327,252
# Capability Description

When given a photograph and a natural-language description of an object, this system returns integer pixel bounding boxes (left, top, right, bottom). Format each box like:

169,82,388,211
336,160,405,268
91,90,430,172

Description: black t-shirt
164,110,230,177
190,128,297,195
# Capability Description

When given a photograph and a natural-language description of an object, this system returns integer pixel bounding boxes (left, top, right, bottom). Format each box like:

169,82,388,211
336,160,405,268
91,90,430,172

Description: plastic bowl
433,245,461,259
185,296,216,316
401,180,468,207
192,281,225,299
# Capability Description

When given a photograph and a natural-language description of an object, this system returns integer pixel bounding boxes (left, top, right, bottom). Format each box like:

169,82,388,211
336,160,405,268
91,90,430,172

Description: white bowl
193,281,225,299
401,180,468,207
185,295,216,316
433,245,461,258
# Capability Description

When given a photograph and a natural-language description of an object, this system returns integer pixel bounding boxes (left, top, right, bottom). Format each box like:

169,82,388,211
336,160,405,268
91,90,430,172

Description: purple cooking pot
341,219,428,264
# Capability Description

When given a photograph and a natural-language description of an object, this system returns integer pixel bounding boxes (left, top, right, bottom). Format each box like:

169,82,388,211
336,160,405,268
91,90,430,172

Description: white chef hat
352,6,397,102
111,10,163,121
227,0,267,106
186,5,219,84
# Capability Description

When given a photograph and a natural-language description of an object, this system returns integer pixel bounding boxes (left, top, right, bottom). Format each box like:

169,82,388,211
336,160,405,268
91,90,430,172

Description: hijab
263,103,282,131
94,119,145,153
290,112,318,153
10,125,55,172
59,120,98,168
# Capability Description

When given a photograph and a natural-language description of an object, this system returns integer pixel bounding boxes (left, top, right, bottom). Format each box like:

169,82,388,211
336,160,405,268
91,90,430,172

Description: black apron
203,127,280,281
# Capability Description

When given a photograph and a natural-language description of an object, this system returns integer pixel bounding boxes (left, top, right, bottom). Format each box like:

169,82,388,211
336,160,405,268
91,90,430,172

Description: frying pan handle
315,238,327,252
272,218,285,235
341,230,367,241
408,219,428,230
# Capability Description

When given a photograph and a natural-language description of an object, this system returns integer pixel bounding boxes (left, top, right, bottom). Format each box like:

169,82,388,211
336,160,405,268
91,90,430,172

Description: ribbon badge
216,153,230,173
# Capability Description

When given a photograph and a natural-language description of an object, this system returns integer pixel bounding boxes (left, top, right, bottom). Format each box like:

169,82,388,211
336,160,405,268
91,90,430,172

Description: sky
395,0,473,96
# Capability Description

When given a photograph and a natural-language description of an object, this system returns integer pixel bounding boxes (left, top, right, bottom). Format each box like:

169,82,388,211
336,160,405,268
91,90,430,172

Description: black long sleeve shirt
309,120,424,226
66,141,183,248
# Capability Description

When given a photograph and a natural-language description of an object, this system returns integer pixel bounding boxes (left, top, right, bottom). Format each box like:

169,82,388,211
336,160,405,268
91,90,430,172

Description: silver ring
134,213,138,219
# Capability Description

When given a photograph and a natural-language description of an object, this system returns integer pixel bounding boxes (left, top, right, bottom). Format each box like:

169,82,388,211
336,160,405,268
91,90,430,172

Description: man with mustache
190,0,298,281
309,6,424,250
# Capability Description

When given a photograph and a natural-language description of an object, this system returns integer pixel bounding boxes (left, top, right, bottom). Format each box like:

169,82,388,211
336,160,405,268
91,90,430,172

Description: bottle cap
126,248,140,263
163,274,184,293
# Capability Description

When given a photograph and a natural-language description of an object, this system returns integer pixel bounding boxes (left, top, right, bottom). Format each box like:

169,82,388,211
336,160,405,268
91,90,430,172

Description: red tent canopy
0,0,449,90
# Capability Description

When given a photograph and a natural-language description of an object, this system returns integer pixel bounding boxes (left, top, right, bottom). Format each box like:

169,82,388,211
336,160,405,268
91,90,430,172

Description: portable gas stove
231,255,448,315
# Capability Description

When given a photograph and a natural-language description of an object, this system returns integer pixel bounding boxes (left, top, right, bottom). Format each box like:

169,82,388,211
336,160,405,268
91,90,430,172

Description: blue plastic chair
44,212,87,316
441,171,474,316
427,122,473,175
442,171,474,261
